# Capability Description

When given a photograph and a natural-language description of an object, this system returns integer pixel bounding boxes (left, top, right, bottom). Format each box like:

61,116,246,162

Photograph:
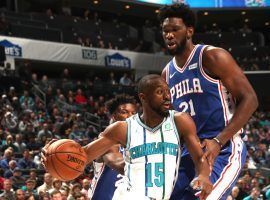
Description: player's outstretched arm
83,121,127,164
201,47,258,167
174,112,213,200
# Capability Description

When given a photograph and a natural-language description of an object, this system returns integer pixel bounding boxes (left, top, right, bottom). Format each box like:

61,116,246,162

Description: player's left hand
41,139,58,168
201,139,221,172
191,175,213,200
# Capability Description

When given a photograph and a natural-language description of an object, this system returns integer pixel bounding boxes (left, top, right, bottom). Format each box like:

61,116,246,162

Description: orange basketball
45,139,87,181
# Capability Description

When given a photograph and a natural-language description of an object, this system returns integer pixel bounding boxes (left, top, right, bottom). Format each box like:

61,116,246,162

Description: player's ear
187,27,194,40
138,93,145,103
111,114,116,122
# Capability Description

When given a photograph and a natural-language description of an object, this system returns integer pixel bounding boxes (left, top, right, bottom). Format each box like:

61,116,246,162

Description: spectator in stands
97,39,105,49
84,37,93,47
0,179,15,200
17,149,36,169
80,179,90,200
40,75,50,91
74,89,87,105
3,62,14,77
13,133,27,153
254,171,265,187
7,86,17,102
61,68,71,80
10,167,26,190
107,72,117,85
31,73,39,86
28,169,42,186
37,173,53,196
67,183,82,200
119,73,132,86
250,177,260,189
75,114,86,133
4,159,17,179
2,111,18,133
1,134,19,152
73,193,86,200
50,189,63,200
29,112,39,131
0,148,13,170
59,116,71,137
37,123,53,143
61,0,71,16
48,178,63,194
19,90,35,111
21,122,35,144
46,8,55,20
243,187,261,200
77,37,85,46
60,189,69,200
15,189,25,200
68,124,85,142
226,186,240,200
0,169,4,191
22,179,38,199
237,178,249,199
18,115,29,134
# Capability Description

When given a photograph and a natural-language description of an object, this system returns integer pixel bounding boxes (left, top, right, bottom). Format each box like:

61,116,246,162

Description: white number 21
179,99,196,116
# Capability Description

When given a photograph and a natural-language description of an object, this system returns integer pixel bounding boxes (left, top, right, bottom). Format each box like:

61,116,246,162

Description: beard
167,37,187,55
151,104,169,118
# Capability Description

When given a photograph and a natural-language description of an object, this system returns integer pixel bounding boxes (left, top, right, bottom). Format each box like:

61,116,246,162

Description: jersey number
179,99,196,116
146,162,164,187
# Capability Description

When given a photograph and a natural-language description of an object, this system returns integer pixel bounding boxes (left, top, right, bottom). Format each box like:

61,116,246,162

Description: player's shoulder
203,45,231,59
172,111,192,122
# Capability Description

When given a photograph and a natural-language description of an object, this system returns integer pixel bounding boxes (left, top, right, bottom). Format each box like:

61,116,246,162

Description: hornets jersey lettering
120,111,181,200
166,45,243,144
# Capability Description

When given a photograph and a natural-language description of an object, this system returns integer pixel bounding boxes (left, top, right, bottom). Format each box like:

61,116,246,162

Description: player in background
89,94,136,200
42,75,213,200
158,4,258,200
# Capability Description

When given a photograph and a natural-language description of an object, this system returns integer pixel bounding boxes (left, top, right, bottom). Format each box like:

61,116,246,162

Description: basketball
45,139,87,181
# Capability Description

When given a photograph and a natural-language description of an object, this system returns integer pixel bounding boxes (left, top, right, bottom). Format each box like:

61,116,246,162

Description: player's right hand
191,175,213,200
41,139,58,168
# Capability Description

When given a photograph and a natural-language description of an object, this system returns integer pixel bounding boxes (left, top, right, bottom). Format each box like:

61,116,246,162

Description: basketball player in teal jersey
89,94,136,200
158,3,258,200
42,75,212,200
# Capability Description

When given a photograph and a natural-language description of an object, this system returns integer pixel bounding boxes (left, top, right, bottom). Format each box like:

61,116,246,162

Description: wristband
213,137,223,148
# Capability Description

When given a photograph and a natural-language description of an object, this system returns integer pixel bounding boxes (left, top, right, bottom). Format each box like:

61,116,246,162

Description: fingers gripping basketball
45,139,87,181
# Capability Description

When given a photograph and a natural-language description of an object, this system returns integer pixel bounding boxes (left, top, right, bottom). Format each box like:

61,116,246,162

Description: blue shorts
171,136,247,200
91,165,119,200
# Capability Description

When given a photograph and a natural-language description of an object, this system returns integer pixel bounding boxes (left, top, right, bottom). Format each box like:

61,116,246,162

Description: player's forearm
196,158,211,178
83,138,116,164
217,92,258,145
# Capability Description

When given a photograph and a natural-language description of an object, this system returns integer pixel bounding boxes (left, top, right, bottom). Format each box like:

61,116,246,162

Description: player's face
147,79,171,116
162,17,191,55
113,103,136,121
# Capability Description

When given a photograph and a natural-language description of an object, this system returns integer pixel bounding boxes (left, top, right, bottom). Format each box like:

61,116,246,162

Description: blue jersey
166,44,243,143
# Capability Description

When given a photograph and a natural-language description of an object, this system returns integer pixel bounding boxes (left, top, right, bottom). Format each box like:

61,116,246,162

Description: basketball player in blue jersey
158,4,258,200
42,75,213,200
89,94,136,200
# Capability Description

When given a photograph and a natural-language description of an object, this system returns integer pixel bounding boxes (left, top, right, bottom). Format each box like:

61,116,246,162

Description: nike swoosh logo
169,72,177,79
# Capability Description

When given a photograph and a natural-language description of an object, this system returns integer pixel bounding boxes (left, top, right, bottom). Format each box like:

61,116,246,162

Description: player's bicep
83,122,126,163
203,48,254,99
174,113,202,161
